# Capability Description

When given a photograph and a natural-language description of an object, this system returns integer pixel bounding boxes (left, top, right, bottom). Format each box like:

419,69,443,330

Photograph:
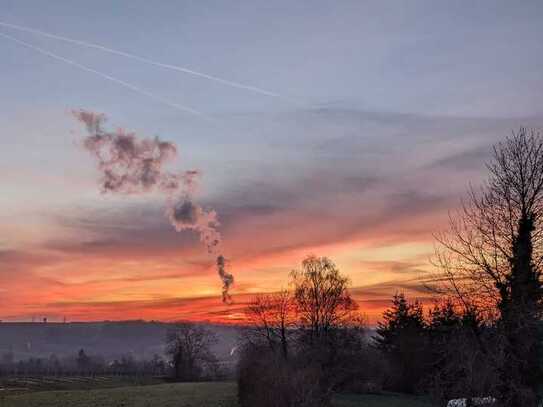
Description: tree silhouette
435,128,543,406
291,255,358,343
375,293,427,393
246,290,294,359
165,323,218,381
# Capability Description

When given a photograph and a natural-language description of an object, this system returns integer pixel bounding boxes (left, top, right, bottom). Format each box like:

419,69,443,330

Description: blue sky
2,1,543,117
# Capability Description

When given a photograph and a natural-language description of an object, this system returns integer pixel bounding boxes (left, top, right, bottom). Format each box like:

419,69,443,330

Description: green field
0,376,161,394
0,381,432,407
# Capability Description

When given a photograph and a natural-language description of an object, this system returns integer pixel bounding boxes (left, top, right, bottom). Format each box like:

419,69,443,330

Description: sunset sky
1,1,543,324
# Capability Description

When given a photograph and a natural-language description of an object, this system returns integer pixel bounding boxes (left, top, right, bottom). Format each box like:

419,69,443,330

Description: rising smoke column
216,255,234,303
73,109,234,302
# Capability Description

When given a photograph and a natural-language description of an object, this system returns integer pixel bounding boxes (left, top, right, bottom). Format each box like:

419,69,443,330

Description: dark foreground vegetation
236,129,543,407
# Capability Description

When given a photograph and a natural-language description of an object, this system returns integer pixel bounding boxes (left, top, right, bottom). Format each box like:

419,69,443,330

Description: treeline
235,256,483,406
375,294,500,401
0,349,167,377
233,255,530,407
0,324,228,381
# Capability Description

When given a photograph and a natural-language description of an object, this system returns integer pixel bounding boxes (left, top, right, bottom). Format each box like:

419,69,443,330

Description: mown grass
0,382,237,407
0,375,160,394
0,381,432,407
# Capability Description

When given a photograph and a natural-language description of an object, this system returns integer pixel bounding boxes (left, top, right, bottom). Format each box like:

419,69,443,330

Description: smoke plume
74,109,234,302
217,255,234,303
167,198,221,253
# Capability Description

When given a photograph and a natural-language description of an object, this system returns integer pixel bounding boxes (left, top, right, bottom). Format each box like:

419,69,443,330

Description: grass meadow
0,380,432,407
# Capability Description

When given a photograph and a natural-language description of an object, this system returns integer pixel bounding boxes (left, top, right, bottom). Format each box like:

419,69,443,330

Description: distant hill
0,321,241,363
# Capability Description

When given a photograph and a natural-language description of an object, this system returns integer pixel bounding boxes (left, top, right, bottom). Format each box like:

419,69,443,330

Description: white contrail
0,21,282,98
0,31,206,117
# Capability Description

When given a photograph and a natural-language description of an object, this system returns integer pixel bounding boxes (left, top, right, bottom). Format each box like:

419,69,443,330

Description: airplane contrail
0,31,206,117
0,21,283,98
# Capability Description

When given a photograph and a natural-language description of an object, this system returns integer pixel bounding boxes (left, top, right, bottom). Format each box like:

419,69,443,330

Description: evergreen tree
375,293,427,393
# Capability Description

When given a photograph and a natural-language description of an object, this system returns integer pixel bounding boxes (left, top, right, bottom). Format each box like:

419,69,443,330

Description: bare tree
291,255,358,343
435,129,543,308
245,290,294,359
238,255,365,407
434,128,543,406
165,323,218,381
